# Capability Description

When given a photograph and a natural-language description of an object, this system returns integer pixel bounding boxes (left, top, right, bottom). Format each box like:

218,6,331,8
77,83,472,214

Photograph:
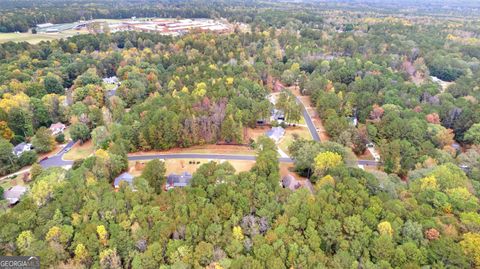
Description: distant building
12,142,32,157
49,122,66,136
3,185,27,205
114,172,135,189
166,172,192,190
36,23,54,28
265,127,285,143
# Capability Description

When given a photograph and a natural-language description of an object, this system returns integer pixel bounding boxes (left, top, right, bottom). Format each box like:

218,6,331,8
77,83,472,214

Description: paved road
39,140,76,168
295,96,321,142
39,149,381,170
128,153,294,163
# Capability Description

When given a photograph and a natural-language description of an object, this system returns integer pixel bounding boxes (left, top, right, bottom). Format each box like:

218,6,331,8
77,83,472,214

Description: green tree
465,123,480,145
31,127,55,153
70,123,91,143
141,159,166,194
44,73,64,95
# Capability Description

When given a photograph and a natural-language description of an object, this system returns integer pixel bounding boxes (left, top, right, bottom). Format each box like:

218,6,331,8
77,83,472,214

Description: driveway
39,140,76,168
295,96,321,142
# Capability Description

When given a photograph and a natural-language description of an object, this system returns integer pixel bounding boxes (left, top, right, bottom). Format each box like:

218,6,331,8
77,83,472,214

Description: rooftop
3,185,27,205
114,172,134,188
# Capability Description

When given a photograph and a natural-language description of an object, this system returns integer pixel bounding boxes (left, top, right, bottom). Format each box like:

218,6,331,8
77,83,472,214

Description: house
12,143,32,157
282,174,314,193
49,122,66,136
114,172,135,189
103,76,119,84
166,172,192,190
271,109,285,121
265,127,285,143
3,185,27,205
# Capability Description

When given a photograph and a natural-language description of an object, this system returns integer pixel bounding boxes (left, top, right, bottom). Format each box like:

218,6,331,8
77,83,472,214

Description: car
366,143,374,148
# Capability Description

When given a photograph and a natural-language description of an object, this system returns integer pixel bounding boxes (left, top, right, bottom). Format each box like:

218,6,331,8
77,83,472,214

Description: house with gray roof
3,185,27,205
265,126,285,143
166,172,192,190
114,172,135,189
12,142,32,157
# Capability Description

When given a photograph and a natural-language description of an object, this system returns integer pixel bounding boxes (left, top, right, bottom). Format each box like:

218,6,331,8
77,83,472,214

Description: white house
49,122,66,136
12,143,32,157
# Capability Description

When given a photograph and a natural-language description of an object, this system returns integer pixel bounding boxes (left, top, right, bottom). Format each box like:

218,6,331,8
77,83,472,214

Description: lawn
278,126,312,154
63,140,94,160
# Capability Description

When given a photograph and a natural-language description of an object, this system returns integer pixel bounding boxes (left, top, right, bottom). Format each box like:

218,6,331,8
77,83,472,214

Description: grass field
0,30,87,44
63,140,94,160
278,126,312,154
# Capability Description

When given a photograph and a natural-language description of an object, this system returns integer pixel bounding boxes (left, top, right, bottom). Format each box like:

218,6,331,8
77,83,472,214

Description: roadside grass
63,140,94,160
278,126,312,154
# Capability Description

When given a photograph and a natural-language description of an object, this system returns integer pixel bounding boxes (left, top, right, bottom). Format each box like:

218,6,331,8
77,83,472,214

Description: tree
194,241,214,267
0,121,13,141
92,126,110,149
99,248,122,269
70,123,91,143
30,163,43,180
253,136,280,190
97,225,108,246
465,123,480,145
378,221,394,237
141,159,166,194
31,127,55,153
460,232,480,268
16,230,34,254
7,107,33,138
74,244,90,265
0,138,15,175
44,73,64,95
314,151,342,175
232,226,244,241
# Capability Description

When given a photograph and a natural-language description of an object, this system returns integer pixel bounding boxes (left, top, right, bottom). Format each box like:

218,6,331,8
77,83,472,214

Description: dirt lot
245,126,270,142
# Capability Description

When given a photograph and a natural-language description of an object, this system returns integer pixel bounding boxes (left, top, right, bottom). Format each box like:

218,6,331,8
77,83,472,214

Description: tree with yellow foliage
314,151,343,175
460,232,480,268
232,226,244,241
97,225,108,246
378,221,393,237
0,121,13,141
